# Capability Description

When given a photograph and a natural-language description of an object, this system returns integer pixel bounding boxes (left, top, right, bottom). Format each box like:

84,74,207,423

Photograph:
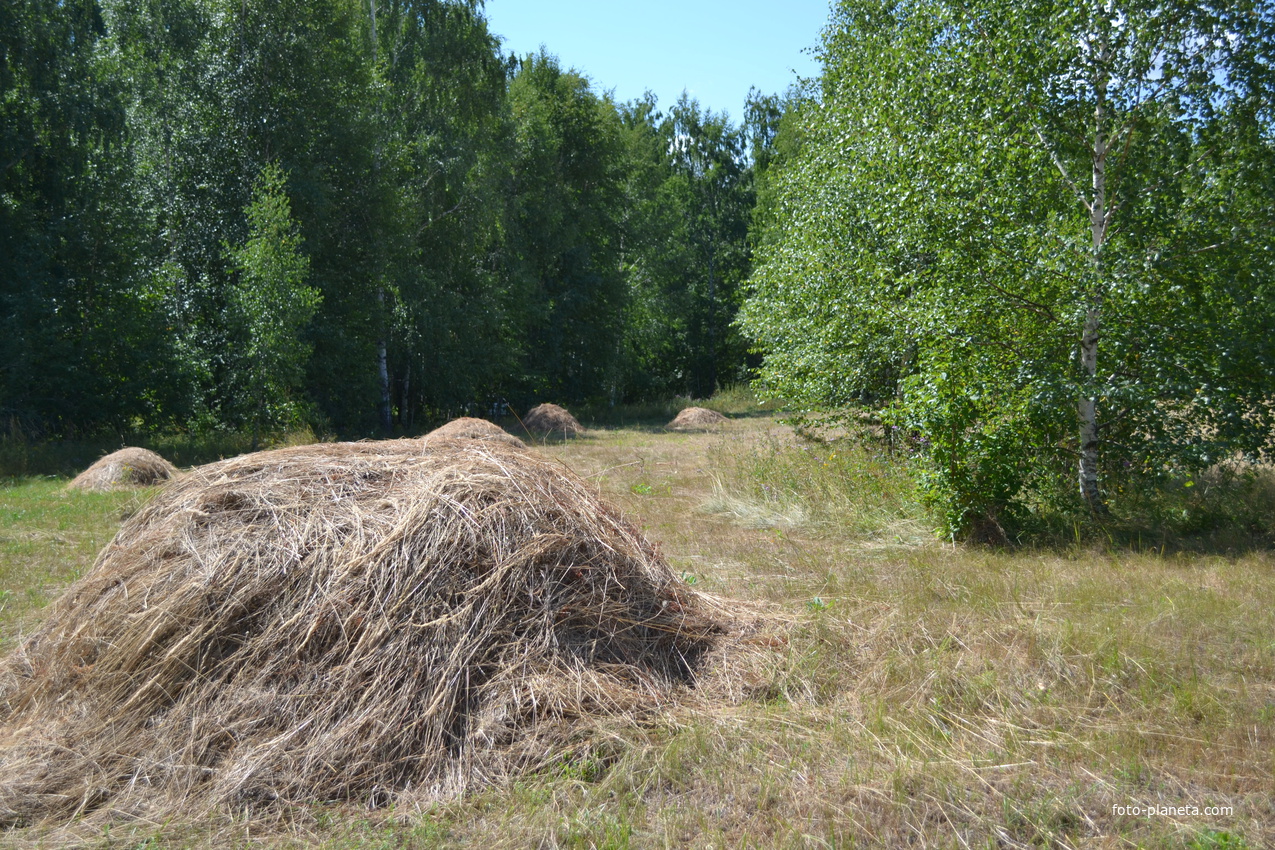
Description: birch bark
369,0,393,434
1078,37,1109,514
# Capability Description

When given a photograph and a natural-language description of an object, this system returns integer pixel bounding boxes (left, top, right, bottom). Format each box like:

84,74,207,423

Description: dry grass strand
667,407,728,431
426,417,527,449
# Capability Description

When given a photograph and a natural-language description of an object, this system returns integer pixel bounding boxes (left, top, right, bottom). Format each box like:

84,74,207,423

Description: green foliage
893,359,1054,542
616,93,757,400
0,0,176,436
369,0,516,428
103,0,382,433
1188,829,1251,850
225,163,320,444
613,94,690,400
1,0,774,440
741,0,1275,539
1095,462,1275,551
663,96,754,397
507,52,630,403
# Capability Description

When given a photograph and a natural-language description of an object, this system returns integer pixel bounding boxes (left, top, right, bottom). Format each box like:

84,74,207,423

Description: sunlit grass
704,430,931,542
1,398,1271,848
0,479,148,653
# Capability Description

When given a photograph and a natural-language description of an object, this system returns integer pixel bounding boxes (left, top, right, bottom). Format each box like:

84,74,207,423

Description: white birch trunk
1077,307,1102,509
1078,39,1109,513
370,0,393,433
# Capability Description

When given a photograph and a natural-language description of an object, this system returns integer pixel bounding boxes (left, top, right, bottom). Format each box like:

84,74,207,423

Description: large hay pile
667,407,729,431
67,447,179,491
522,403,585,438
426,417,526,449
0,439,724,826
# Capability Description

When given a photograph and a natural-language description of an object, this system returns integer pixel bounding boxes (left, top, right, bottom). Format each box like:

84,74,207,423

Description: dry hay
67,447,179,492
667,407,729,431
426,417,526,449
521,403,585,438
0,439,730,827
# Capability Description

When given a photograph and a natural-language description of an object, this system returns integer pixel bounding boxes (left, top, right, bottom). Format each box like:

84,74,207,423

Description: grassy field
1,406,1272,848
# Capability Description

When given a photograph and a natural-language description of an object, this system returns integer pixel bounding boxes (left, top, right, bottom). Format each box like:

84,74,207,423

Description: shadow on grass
984,466,1275,558
1016,517,1275,559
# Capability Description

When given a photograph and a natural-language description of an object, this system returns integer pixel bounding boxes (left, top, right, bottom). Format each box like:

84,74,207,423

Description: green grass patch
705,431,931,540
0,479,146,650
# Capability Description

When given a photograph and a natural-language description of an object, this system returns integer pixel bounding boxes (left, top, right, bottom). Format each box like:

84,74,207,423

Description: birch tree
226,163,320,448
1002,0,1274,513
742,0,1275,537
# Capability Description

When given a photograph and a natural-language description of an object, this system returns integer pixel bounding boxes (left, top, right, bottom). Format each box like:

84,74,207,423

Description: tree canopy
741,0,1275,538
225,162,319,448
1,0,764,439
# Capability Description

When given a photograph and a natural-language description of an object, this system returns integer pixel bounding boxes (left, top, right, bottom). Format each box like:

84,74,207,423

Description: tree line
2,0,776,439
10,0,1272,540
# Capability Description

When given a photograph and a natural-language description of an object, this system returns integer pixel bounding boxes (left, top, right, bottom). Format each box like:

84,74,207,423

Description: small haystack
67,447,179,491
522,403,585,438
667,407,729,431
0,439,724,826
426,416,526,449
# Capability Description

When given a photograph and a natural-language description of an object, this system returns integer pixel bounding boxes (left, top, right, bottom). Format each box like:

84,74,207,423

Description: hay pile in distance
67,447,179,491
667,407,729,431
522,403,585,438
0,439,724,826
426,416,526,449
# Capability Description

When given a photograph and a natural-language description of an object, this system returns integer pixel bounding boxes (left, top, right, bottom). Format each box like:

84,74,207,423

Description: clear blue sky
483,0,831,121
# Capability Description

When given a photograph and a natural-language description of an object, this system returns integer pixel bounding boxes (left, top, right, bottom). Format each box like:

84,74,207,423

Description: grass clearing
0,479,151,653
1,411,1271,847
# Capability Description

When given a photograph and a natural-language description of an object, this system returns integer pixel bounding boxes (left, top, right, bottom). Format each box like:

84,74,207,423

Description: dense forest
1,0,779,439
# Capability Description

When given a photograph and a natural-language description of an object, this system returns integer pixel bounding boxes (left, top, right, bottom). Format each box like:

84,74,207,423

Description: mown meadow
1,396,1271,849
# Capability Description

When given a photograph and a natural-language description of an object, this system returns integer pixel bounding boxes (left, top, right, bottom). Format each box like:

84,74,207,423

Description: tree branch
3,144,33,177
414,200,466,238
1033,125,1092,214
974,261,1060,322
